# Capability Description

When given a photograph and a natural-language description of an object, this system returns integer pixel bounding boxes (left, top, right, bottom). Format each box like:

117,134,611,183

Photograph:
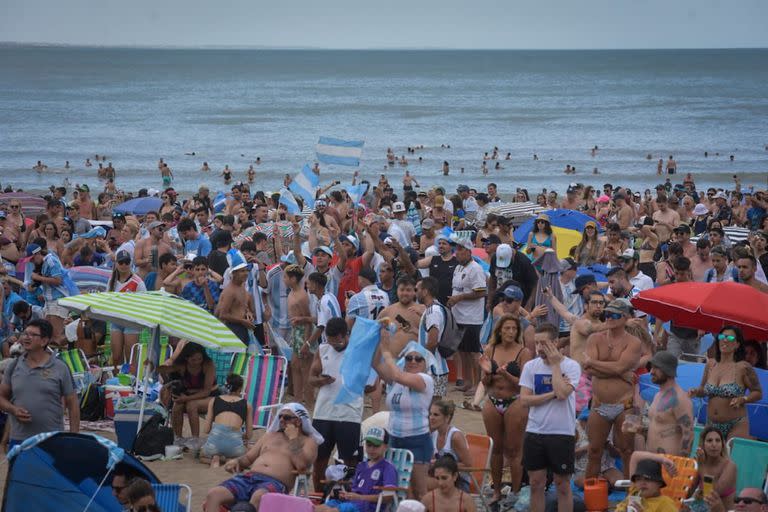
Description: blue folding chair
152,483,192,512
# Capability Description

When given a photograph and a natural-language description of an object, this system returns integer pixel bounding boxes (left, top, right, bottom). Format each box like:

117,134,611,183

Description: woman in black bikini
478,314,532,506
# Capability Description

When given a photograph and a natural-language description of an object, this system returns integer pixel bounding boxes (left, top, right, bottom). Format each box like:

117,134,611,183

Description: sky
2,0,767,49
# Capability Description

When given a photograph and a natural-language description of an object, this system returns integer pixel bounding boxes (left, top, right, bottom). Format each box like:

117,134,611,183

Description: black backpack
79,383,105,422
132,412,173,457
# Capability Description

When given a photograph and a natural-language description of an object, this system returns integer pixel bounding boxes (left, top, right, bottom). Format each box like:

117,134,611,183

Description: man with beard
416,234,458,307
378,276,424,359
309,318,363,490
627,351,693,455
583,299,642,479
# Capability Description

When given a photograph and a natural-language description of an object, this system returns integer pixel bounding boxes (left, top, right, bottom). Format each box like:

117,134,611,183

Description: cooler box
259,493,314,512
114,408,153,451
104,385,134,419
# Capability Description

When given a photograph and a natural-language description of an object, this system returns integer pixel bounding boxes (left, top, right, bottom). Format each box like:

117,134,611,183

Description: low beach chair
152,483,192,512
57,347,93,394
374,448,414,512
727,437,768,493
615,455,697,510
464,433,493,511
245,354,287,428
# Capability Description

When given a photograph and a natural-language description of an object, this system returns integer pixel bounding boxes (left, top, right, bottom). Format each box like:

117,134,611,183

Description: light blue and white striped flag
213,191,226,213
316,136,364,166
288,164,319,210
347,182,367,206
278,187,301,215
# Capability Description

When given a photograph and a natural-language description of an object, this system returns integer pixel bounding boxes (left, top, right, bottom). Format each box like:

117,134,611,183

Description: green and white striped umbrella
58,290,245,353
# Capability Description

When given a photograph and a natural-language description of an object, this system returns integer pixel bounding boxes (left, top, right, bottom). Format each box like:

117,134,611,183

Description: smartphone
702,475,714,497
395,314,411,329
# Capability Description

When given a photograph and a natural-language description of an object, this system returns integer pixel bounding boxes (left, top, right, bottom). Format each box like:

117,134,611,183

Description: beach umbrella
58,290,245,430
690,226,750,245
0,192,47,215
67,266,146,294
112,197,162,216
533,249,563,328
577,263,610,283
513,209,601,259
487,201,545,225
631,281,768,340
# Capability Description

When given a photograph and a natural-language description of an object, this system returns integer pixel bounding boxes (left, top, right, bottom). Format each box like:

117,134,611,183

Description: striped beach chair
129,337,172,389
57,347,93,394
245,354,287,428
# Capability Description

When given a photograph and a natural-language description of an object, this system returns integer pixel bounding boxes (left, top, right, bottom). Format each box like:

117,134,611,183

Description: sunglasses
717,334,737,342
9,205,19,209
117,260,131,265
605,312,624,320
278,414,298,421
404,355,425,363
735,497,765,505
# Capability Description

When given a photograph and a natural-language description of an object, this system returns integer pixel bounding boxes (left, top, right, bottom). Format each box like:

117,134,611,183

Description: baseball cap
0,211,6,219
421,218,435,230
364,426,390,446
618,248,639,261
313,246,333,257
77,184,90,192
25,243,42,257
596,195,611,203
147,220,165,230
713,191,728,200
341,235,360,251
481,234,502,245
495,244,513,268
392,202,406,213
649,350,678,378
454,238,474,251
674,224,692,234
631,460,666,487
604,298,634,316
457,184,470,193
573,274,597,294
502,286,524,301
115,250,132,263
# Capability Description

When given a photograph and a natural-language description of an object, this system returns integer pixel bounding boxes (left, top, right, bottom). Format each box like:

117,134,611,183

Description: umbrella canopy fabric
112,197,163,216
67,266,144,293
514,209,601,259
487,201,545,225
631,281,768,340
59,290,245,352
691,226,749,245
0,192,47,215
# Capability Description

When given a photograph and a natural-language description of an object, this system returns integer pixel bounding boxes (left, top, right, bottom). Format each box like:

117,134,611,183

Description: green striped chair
57,348,92,394
129,337,172,388
207,349,234,386
245,354,287,429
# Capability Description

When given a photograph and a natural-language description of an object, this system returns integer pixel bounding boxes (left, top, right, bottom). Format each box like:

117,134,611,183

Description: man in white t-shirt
416,276,448,398
619,249,654,292
520,322,581,512
448,238,487,395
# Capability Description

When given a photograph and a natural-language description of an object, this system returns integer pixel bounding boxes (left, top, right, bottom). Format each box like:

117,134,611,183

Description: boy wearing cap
488,243,538,307
316,427,398,512
615,451,678,512
583,298,643,479
26,239,73,345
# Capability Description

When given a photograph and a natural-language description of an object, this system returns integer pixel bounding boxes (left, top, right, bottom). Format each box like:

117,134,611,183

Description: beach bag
436,302,464,358
80,383,105,421
132,412,173,457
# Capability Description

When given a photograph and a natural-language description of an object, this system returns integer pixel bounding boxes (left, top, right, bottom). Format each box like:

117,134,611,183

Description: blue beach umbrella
113,197,163,216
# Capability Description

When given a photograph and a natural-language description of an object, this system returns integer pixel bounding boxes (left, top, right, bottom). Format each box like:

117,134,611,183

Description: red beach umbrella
631,281,768,340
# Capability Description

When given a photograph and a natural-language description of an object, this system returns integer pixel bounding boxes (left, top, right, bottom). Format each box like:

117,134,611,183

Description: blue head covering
397,340,437,373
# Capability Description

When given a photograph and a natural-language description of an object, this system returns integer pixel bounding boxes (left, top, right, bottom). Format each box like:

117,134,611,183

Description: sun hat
631,459,666,487
693,204,709,216
597,195,611,203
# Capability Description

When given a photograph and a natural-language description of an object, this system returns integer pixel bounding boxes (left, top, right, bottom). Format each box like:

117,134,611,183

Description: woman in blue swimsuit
526,213,557,263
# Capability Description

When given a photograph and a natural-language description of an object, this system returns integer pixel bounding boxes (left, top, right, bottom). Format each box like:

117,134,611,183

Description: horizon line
1,41,767,51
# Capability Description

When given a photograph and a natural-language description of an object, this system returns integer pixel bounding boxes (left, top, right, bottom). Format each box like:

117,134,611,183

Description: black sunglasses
278,414,298,421
735,497,765,505
404,355,424,363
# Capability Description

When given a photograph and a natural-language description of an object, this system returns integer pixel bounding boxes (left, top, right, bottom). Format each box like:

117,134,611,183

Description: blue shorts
110,322,140,336
389,432,434,464
324,499,360,512
221,472,287,502
201,423,246,458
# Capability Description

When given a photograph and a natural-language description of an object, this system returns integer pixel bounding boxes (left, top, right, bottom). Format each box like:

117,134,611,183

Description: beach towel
267,402,324,445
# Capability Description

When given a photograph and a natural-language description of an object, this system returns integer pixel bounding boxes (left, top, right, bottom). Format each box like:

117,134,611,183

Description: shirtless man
613,193,634,230
402,170,419,192
225,186,244,216
628,351,693,455
284,264,314,407
583,299,642,478
216,259,254,347
160,163,173,188
33,160,48,172
560,185,581,210
666,155,677,174
247,165,255,183
204,403,320,511
651,195,681,244
133,221,172,278
200,162,210,172
736,256,768,294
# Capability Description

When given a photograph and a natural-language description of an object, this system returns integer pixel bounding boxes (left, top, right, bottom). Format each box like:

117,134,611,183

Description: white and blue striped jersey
386,374,435,437
316,292,342,344
418,304,449,376
347,284,390,321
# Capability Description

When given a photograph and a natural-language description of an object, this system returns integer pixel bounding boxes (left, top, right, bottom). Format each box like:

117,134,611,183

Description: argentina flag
213,191,227,213
347,182,368,206
278,187,301,215
288,164,319,209
316,136,364,166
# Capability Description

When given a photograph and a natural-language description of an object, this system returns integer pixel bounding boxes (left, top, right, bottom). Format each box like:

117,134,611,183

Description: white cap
713,191,728,200
396,500,426,512
392,201,406,213
496,244,513,268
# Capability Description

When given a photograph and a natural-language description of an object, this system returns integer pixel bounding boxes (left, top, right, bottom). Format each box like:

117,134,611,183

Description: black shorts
457,323,482,353
523,432,575,475
312,419,361,462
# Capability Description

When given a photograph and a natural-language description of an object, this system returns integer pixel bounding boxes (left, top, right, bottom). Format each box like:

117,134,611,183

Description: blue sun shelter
3,431,158,512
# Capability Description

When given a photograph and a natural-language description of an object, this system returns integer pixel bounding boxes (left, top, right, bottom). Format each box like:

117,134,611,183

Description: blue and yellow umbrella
514,209,602,259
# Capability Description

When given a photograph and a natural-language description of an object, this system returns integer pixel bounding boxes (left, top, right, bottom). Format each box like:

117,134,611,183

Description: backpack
132,412,174,458
436,302,464,358
79,383,105,421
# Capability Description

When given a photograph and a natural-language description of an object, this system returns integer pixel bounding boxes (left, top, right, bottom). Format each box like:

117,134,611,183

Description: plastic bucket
583,477,609,511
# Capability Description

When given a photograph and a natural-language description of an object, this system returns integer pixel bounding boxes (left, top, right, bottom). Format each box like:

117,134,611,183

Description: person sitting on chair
125,478,157,510
615,451,678,512
204,403,322,511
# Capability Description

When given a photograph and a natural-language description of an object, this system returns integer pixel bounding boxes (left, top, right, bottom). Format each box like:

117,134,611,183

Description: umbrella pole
136,328,159,434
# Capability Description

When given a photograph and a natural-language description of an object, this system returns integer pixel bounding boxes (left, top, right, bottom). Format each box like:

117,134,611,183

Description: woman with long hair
693,426,737,509
42,221,65,256
107,250,146,368
428,400,472,492
573,220,603,266
525,213,557,261
422,456,476,512
477,314,532,505
159,190,176,217
655,241,683,286
582,186,597,216
690,326,763,440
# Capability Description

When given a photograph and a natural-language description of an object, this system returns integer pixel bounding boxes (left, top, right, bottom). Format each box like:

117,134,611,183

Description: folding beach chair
244,354,288,429
727,437,768,493
230,352,252,381
465,433,493,511
206,348,233,386
57,347,93,394
374,448,414,512
129,337,171,390
689,424,705,457
616,455,697,510
152,483,192,512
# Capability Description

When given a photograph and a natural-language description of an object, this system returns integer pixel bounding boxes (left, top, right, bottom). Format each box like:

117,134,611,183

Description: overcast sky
2,0,767,49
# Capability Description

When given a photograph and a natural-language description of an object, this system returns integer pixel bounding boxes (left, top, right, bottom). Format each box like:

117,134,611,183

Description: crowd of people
0,164,766,512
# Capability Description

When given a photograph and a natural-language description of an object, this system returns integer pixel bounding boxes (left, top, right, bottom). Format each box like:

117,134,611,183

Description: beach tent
3,431,158,512
513,209,601,259
639,363,768,440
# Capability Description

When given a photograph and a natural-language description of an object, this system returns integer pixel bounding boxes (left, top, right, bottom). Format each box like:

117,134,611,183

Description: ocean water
1,46,767,197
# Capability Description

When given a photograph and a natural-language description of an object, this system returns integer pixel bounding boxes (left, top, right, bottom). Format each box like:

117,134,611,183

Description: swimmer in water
247,165,255,183
64,161,70,169
33,160,48,172
221,165,232,184
255,157,261,165
85,158,92,167
201,162,210,172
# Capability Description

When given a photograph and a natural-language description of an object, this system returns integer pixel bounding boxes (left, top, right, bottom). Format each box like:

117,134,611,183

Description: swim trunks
220,471,287,502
